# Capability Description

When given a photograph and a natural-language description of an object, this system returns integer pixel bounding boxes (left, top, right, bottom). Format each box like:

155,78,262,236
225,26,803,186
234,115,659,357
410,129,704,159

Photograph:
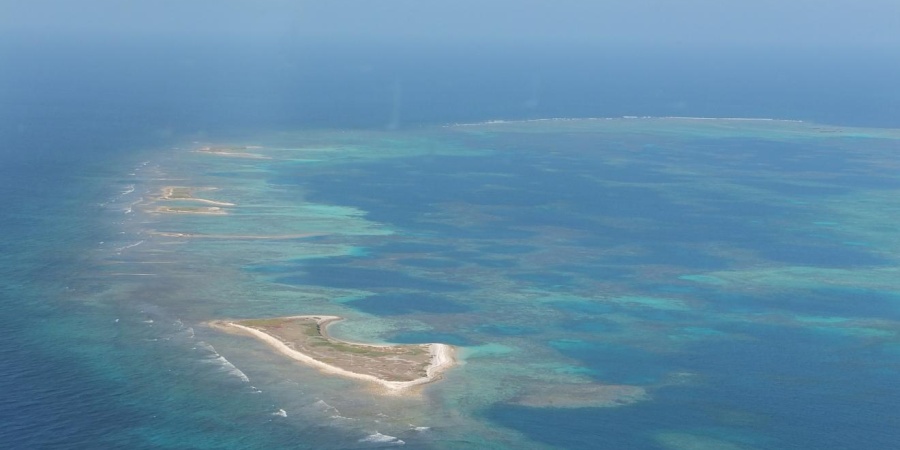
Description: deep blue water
265,110,900,448
489,325,899,449
3,37,900,448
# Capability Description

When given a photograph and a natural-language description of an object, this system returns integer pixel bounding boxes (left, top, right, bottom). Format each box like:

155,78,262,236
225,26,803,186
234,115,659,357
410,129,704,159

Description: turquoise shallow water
4,40,900,449
17,118,891,449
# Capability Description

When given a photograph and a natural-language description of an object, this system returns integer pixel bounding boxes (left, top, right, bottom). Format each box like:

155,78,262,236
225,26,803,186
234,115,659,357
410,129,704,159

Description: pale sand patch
152,206,228,215
196,146,270,159
210,315,457,394
158,186,235,206
149,231,325,240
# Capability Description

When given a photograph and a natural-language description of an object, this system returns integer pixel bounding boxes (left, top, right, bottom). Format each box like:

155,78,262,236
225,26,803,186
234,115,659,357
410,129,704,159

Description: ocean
2,38,900,449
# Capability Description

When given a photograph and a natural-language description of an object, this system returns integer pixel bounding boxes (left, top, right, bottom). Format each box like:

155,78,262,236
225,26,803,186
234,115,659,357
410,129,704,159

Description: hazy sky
2,0,899,47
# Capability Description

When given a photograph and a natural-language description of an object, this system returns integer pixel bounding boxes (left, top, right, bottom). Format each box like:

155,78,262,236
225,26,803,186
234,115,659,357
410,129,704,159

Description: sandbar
156,186,235,206
152,206,228,215
210,315,456,393
150,231,325,240
197,146,270,159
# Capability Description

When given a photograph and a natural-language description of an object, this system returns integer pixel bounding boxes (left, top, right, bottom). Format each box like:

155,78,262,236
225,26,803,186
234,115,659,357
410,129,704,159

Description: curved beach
211,316,456,393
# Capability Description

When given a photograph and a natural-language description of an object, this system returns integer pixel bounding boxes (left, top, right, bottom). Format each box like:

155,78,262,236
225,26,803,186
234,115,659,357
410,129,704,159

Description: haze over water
3,3,900,449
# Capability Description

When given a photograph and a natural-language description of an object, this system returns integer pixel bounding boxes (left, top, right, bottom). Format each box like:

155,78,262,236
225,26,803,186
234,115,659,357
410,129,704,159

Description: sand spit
196,146,270,159
152,206,228,215
149,231,325,240
210,315,456,394
156,186,235,206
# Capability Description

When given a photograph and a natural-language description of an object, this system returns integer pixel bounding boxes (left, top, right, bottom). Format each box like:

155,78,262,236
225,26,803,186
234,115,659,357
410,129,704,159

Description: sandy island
210,316,456,393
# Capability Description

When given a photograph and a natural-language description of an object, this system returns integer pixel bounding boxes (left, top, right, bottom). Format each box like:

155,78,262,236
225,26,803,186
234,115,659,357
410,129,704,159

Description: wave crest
358,432,404,446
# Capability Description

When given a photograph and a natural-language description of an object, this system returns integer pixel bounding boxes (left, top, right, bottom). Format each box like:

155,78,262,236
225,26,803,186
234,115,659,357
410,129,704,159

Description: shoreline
210,315,456,394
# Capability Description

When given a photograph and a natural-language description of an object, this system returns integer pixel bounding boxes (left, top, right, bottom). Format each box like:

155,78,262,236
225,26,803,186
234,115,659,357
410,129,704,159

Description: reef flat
96,118,900,448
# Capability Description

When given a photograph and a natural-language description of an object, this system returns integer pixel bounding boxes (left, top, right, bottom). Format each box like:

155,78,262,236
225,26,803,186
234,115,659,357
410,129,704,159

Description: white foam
123,198,143,215
197,342,251,383
272,408,287,417
213,355,251,383
195,341,216,353
115,240,145,253
173,320,197,340
330,414,356,422
412,426,430,432
106,184,136,204
313,400,340,415
358,432,404,445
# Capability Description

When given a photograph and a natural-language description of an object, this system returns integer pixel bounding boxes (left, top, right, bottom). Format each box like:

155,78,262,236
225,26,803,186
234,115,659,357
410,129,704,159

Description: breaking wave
359,432,404,446
196,341,251,383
